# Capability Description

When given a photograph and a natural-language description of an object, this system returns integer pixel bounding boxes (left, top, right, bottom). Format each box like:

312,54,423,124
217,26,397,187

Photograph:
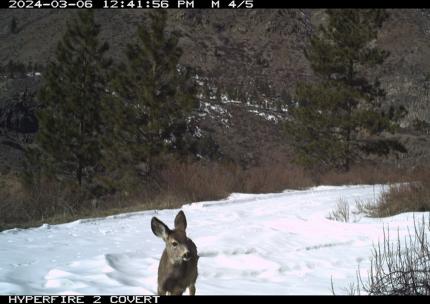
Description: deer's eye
171,241,178,247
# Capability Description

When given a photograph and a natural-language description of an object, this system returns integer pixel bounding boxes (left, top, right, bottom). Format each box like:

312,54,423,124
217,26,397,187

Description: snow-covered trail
0,185,426,295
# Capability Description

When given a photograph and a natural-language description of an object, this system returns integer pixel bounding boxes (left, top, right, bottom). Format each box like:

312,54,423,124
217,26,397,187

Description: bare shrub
159,161,236,202
327,198,350,222
366,216,430,294
319,165,409,186
339,216,430,295
1,158,427,230
0,173,91,230
356,170,430,218
376,184,430,217
240,164,312,193
354,198,379,217
159,160,313,202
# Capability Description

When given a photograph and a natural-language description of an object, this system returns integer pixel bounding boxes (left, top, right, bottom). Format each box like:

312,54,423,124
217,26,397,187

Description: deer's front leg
188,284,196,295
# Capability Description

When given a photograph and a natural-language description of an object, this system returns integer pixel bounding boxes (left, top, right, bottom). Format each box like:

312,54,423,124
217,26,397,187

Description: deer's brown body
151,211,199,295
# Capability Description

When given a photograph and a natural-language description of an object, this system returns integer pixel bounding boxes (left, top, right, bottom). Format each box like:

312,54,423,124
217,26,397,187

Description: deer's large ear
174,210,187,231
151,217,170,241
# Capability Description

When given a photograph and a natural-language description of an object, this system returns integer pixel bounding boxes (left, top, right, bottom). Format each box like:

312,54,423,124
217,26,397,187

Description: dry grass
159,160,314,202
239,164,313,193
0,174,91,230
318,165,410,186
361,169,430,218
0,160,422,231
159,161,236,202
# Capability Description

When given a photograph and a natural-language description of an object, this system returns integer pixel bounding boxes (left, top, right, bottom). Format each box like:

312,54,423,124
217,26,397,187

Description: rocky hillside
0,9,430,171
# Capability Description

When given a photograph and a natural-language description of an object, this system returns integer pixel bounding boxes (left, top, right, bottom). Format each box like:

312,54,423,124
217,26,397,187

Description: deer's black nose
183,251,190,260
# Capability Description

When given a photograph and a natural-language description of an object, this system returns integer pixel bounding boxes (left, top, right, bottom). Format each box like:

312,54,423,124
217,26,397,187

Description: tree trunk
77,163,82,187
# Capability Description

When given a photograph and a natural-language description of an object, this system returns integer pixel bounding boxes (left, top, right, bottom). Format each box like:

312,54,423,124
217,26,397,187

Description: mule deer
151,210,199,295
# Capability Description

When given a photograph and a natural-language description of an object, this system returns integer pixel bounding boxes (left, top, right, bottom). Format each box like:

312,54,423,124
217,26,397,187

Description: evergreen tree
34,11,112,188
286,9,406,171
110,11,197,173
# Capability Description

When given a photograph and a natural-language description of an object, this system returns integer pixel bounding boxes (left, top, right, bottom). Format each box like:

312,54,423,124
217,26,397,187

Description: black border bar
3,295,430,304
3,0,430,9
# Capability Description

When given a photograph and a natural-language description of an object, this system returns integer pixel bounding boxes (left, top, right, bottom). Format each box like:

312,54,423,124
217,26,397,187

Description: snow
25,72,42,77
220,95,242,104
199,101,231,127
0,185,428,295
248,109,279,122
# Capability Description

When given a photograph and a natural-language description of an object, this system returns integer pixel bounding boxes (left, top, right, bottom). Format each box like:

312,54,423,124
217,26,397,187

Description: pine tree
286,9,406,171
34,11,112,188
111,11,197,173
